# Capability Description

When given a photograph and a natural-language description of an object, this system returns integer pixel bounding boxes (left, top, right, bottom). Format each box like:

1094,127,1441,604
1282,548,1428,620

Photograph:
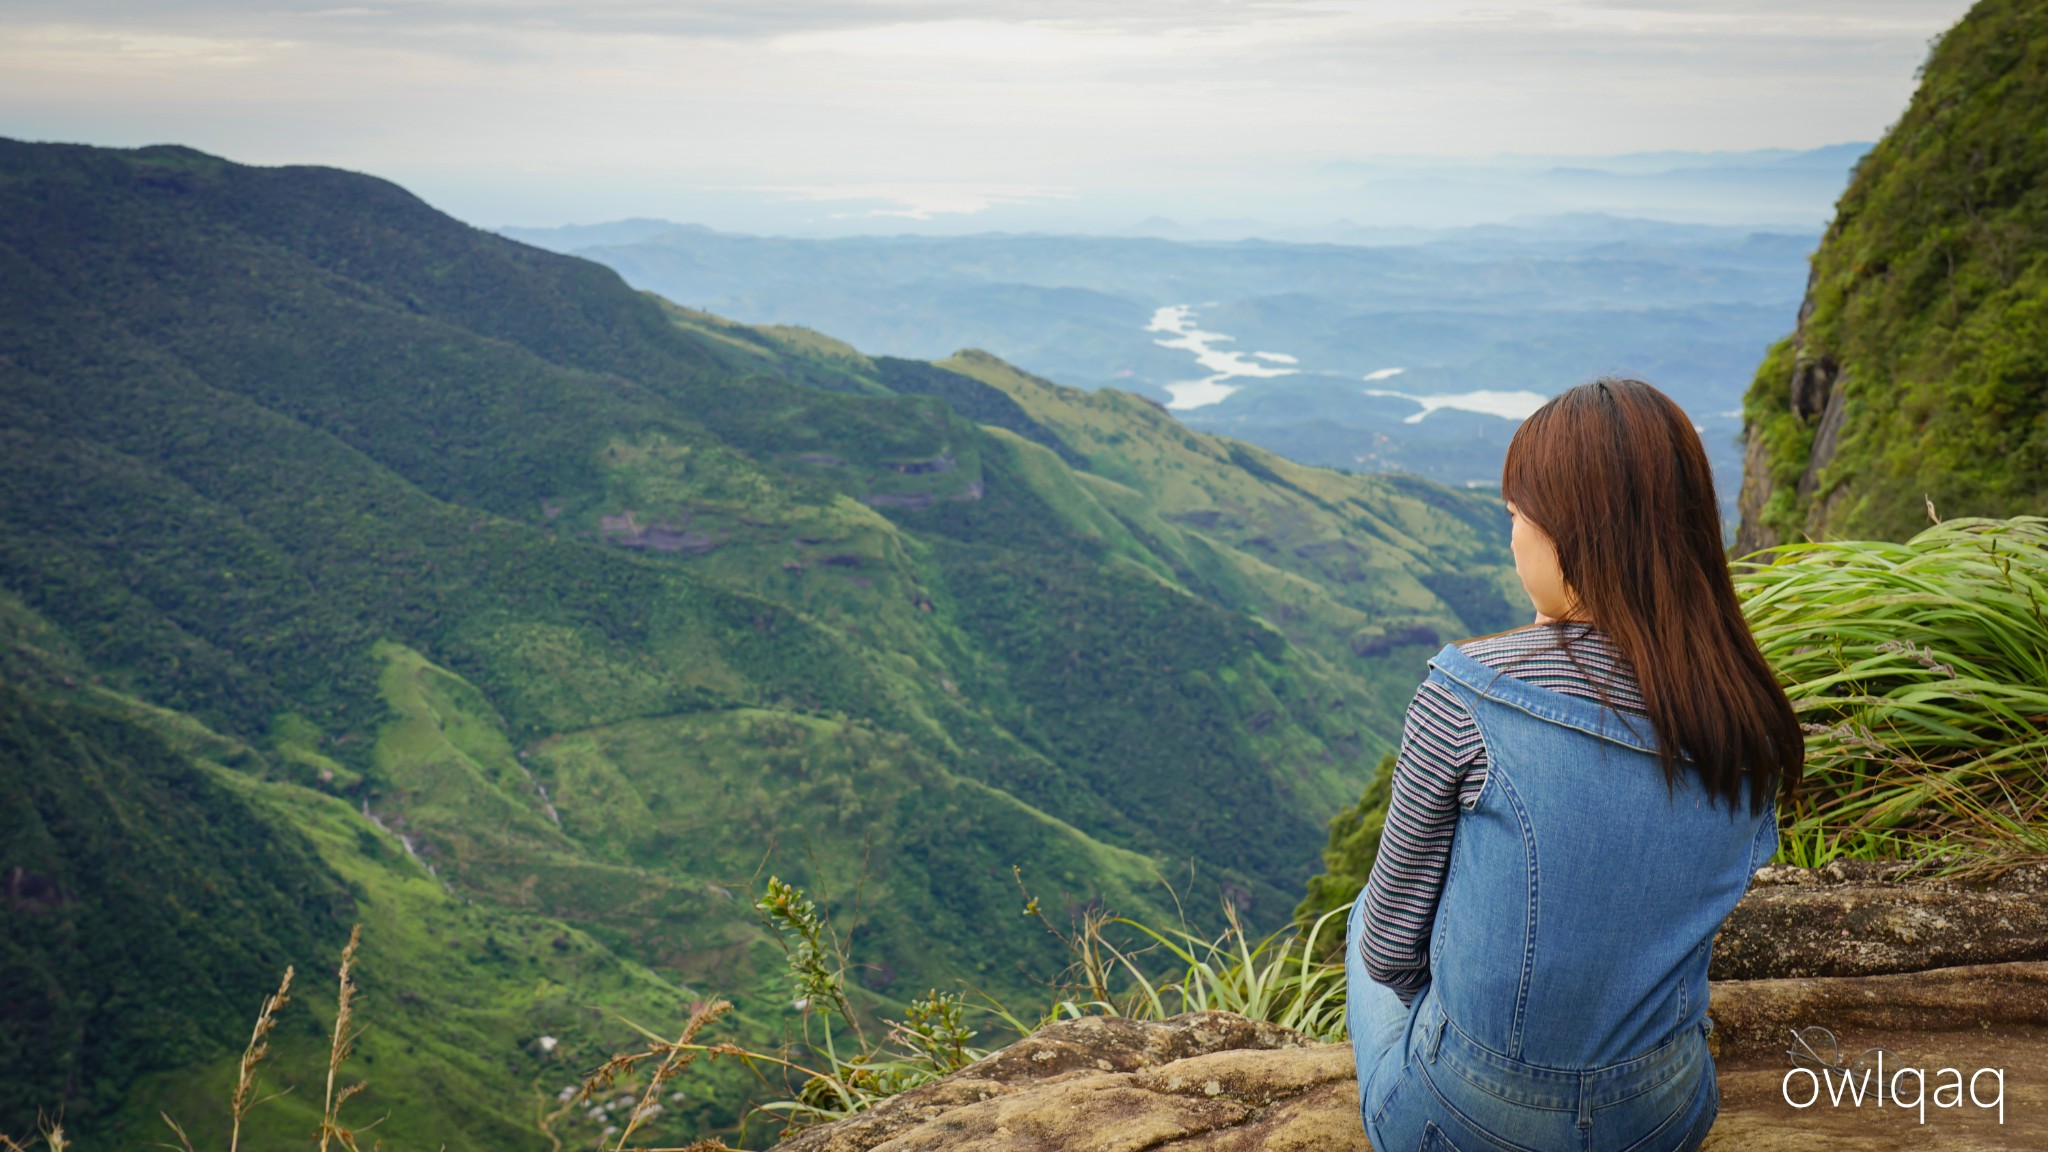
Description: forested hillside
0,139,1515,1146
1736,0,2048,549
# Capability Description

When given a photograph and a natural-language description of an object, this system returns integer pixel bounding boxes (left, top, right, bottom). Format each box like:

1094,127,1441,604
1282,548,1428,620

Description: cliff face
1736,0,2048,553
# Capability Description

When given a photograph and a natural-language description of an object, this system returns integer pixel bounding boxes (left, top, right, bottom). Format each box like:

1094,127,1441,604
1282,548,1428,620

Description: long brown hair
1501,377,1801,816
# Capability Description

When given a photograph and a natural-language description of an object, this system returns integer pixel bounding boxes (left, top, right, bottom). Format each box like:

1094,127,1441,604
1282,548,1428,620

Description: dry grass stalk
534,1000,803,1149
534,1078,569,1152
158,1112,197,1152
229,965,296,1152
608,1000,735,1152
319,925,367,1152
10,1115,65,1147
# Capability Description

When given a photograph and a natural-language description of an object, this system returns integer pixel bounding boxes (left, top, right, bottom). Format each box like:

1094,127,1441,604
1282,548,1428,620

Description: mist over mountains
490,144,1868,241
504,207,1832,527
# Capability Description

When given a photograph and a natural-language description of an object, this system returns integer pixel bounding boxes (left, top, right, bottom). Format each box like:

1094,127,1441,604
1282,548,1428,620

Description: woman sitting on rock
1345,377,1801,1152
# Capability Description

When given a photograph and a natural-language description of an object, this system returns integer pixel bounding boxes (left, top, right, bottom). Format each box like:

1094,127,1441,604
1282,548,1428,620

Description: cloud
769,19,1174,63
5,23,297,70
0,0,1977,227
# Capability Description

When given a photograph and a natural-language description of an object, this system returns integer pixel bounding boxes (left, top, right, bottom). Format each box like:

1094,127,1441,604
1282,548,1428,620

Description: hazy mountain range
490,144,1869,240
504,211,1832,530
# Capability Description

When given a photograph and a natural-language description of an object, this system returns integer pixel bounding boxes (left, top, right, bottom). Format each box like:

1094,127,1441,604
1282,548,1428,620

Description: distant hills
1281,143,1871,238
0,138,1516,1146
503,216,1825,524
1737,0,2048,547
495,144,1869,241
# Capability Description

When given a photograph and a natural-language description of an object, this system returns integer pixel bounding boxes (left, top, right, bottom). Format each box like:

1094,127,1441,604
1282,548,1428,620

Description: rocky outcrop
772,864,2048,1152
1734,348,1857,555
1705,958,2048,1057
1711,860,2048,979
1703,961,2048,1151
770,964,2048,1151
770,1013,1353,1152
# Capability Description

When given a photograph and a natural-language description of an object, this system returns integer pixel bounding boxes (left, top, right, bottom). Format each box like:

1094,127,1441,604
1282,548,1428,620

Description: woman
1345,378,1802,1152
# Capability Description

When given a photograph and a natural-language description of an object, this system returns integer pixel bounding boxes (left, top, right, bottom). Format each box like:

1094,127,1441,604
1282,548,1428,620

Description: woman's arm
1357,678,1485,1006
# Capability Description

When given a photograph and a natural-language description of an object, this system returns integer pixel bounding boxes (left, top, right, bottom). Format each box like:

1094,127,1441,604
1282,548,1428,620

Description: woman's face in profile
1506,500,1579,623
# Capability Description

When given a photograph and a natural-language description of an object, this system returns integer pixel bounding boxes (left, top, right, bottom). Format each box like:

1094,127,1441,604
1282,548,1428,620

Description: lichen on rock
1711,860,2048,980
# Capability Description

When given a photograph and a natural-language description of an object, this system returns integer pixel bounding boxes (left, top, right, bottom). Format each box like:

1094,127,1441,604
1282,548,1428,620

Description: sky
0,1,1980,231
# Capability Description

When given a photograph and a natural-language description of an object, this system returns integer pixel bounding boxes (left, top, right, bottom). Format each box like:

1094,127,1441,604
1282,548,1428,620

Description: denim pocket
1416,1062,1553,1152
1668,1060,1720,1152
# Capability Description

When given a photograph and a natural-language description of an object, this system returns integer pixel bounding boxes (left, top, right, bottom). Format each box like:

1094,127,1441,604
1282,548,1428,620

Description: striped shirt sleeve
1357,679,1483,1004
1356,624,1646,1007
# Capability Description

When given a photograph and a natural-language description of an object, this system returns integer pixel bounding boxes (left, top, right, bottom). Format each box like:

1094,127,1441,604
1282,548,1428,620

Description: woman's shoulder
1452,623,1646,712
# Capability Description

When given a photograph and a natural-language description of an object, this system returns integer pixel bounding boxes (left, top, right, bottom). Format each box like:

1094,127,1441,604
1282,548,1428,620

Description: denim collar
1426,639,1672,759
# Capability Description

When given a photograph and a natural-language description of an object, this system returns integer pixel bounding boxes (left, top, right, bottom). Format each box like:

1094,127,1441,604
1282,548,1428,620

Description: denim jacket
1362,643,1778,1152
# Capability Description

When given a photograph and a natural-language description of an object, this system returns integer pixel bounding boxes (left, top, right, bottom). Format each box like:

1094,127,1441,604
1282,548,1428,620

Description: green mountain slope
1735,0,2048,549
0,138,1511,1145
0,681,343,1132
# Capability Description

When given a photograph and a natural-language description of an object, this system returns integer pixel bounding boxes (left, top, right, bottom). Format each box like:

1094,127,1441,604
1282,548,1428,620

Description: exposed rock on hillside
773,867,2048,1151
771,966,2048,1152
1703,961,2048,1152
1704,959,2048,1057
770,1013,1361,1152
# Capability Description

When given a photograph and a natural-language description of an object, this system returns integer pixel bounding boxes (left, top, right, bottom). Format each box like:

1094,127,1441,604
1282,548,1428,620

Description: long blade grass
1734,515,2048,871
1077,901,1353,1043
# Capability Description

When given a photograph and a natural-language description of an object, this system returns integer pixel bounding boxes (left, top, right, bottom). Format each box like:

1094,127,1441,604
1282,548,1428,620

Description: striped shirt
1358,622,1649,1005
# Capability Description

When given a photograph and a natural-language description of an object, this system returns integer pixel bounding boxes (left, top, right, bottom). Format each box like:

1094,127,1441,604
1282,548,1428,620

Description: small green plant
1773,823,1926,870
743,875,994,1134
1138,901,1353,1042
898,992,976,1076
755,877,858,1035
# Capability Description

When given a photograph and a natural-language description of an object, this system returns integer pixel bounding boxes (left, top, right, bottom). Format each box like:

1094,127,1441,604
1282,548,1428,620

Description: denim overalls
1350,643,1779,1152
